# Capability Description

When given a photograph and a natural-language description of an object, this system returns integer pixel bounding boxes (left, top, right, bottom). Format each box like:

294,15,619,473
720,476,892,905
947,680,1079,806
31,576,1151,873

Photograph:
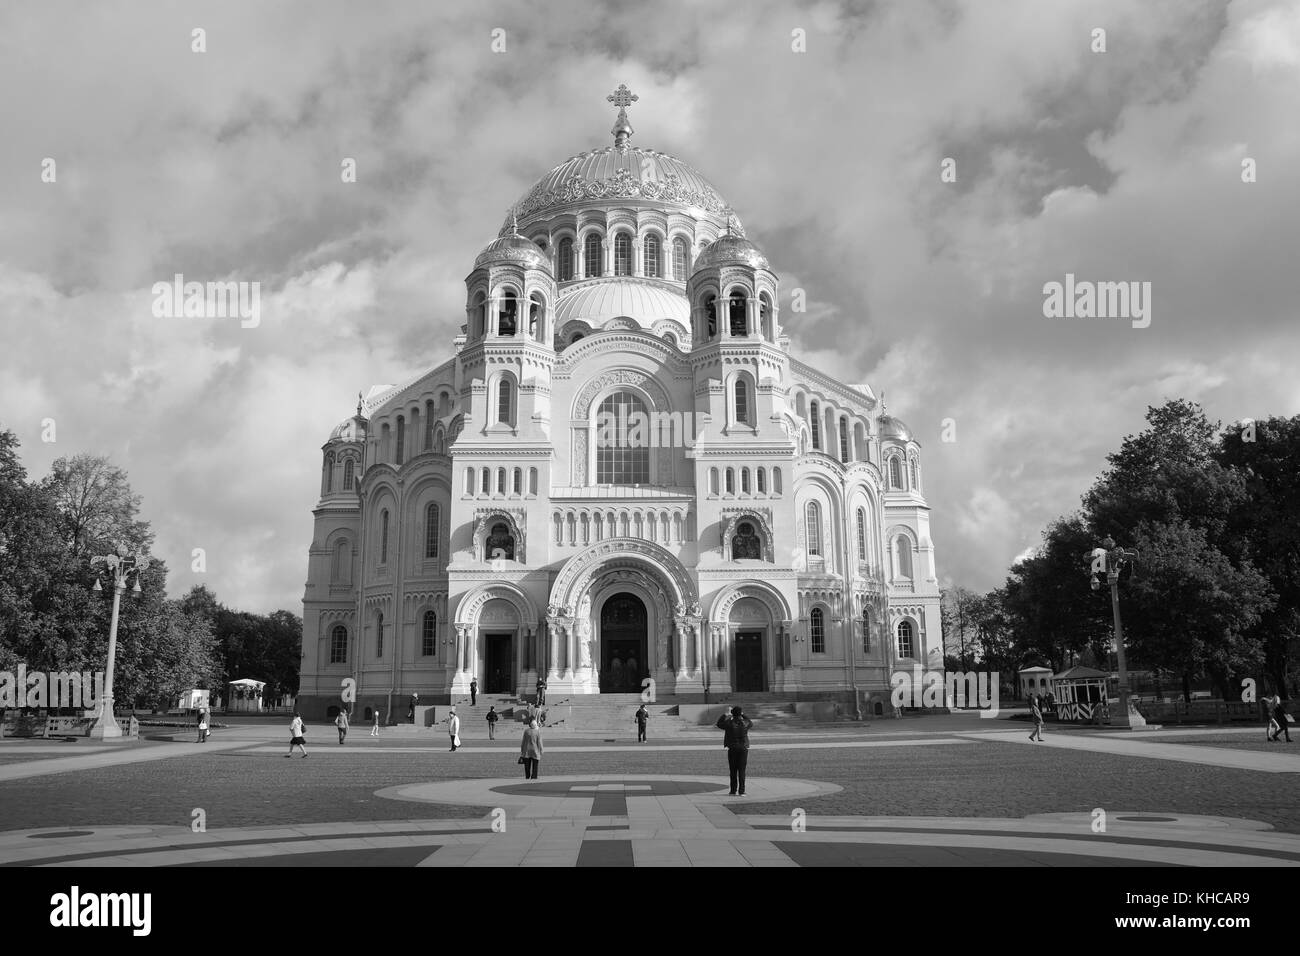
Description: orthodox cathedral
297,87,942,719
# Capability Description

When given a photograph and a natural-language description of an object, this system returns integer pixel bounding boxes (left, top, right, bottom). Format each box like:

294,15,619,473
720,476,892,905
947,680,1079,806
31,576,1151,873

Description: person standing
335,708,349,745
520,718,543,779
286,712,308,758
715,706,753,795
536,677,547,707
448,706,461,752
371,707,381,737
486,706,499,740
1028,696,1045,741
634,704,649,743
196,708,209,743
408,692,419,724
470,678,478,707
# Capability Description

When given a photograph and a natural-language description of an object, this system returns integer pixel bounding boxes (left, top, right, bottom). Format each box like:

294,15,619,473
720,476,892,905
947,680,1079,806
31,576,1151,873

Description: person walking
536,677,546,707
520,718,543,779
196,708,209,743
286,712,308,758
371,707,381,737
470,678,478,707
1028,696,1045,741
715,706,754,795
1270,694,1292,742
634,703,649,743
408,692,419,724
448,706,461,752
486,706,499,740
335,708,349,745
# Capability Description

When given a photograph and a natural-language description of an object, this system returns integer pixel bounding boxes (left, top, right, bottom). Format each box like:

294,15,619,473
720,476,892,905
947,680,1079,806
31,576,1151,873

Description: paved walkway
955,728,1300,773
3,773,1298,867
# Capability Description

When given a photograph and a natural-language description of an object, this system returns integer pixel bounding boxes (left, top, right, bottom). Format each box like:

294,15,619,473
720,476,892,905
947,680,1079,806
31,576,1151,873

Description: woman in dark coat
520,719,543,779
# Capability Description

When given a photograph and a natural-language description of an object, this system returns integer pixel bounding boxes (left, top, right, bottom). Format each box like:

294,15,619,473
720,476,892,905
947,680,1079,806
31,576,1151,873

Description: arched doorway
600,593,647,693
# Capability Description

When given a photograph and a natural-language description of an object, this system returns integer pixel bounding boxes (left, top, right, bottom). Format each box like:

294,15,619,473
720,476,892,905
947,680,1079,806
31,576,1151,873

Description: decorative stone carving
473,508,526,563
572,428,588,486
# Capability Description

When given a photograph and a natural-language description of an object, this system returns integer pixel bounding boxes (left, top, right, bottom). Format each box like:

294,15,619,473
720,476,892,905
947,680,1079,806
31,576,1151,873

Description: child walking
286,712,308,758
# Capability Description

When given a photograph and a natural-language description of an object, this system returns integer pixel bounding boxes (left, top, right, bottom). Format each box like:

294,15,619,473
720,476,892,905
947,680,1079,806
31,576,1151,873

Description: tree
42,454,152,558
941,587,981,670
1218,415,1300,696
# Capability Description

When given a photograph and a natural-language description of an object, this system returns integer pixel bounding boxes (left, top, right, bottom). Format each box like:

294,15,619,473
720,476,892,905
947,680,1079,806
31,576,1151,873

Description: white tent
227,678,266,712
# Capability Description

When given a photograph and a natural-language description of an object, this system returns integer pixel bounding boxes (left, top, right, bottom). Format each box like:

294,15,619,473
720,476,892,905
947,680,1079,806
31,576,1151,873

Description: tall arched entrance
599,592,647,693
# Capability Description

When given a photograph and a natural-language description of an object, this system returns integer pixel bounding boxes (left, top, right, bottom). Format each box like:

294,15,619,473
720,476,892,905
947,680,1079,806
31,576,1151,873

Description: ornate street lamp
1088,536,1146,729
89,546,146,740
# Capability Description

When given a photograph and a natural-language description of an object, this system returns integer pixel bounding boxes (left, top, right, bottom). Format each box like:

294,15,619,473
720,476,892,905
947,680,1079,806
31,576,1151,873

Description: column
633,237,643,277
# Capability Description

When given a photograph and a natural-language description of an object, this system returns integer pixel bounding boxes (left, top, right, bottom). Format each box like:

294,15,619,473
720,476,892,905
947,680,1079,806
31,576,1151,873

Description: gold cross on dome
607,84,638,111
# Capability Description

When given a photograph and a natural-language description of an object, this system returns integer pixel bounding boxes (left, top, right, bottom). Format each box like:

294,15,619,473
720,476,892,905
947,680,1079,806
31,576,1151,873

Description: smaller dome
329,417,361,442
473,234,552,274
692,235,770,273
879,415,912,442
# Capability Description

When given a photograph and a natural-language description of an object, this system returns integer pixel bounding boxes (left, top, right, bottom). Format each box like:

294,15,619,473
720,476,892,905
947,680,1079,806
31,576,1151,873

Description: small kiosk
1052,666,1112,723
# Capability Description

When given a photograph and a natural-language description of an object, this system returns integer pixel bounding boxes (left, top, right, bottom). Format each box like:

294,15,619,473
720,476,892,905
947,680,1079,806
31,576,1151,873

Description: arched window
343,458,354,490
497,468,506,496
760,293,773,337
513,467,522,496
325,452,334,493
662,332,677,349
756,468,766,494
465,468,475,495
395,416,405,465
558,237,574,281
894,537,913,579
614,232,632,276
380,509,390,564
528,296,542,340
734,379,749,425
425,503,440,559
673,237,688,279
725,468,735,495
330,625,348,664
740,468,750,494
331,539,350,584
529,467,538,495
733,520,762,560
498,291,518,336
376,611,384,658
805,501,822,556
497,379,513,425
422,610,437,656
480,467,490,495
810,401,821,450
644,234,661,278
773,467,783,494
910,456,920,491
704,295,717,339
487,522,515,560
728,292,746,336
584,233,602,277
472,293,486,337
810,608,826,654
709,468,719,495
434,427,445,455
838,418,849,463
897,620,914,659
889,456,904,490
595,391,650,485
856,507,868,562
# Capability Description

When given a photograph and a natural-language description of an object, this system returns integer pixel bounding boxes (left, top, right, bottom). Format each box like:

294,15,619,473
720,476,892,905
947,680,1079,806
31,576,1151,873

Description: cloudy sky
1,0,1296,612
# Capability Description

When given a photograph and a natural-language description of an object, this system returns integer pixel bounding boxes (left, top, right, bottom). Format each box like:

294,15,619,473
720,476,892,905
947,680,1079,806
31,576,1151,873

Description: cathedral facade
297,88,942,718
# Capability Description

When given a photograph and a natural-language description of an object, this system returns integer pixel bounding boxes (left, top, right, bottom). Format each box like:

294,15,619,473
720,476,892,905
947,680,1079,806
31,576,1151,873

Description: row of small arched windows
464,466,540,497
886,454,922,492
327,610,442,665
698,291,774,340
323,454,356,494
376,393,455,466
708,466,782,497
553,233,693,282
470,290,547,340
374,503,443,566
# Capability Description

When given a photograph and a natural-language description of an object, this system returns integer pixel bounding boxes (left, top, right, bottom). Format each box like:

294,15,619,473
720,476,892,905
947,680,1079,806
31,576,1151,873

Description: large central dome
501,145,744,237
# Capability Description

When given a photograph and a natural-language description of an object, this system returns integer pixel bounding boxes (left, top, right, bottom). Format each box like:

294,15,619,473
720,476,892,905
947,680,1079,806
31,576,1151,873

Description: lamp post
1089,536,1146,729
89,546,146,740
